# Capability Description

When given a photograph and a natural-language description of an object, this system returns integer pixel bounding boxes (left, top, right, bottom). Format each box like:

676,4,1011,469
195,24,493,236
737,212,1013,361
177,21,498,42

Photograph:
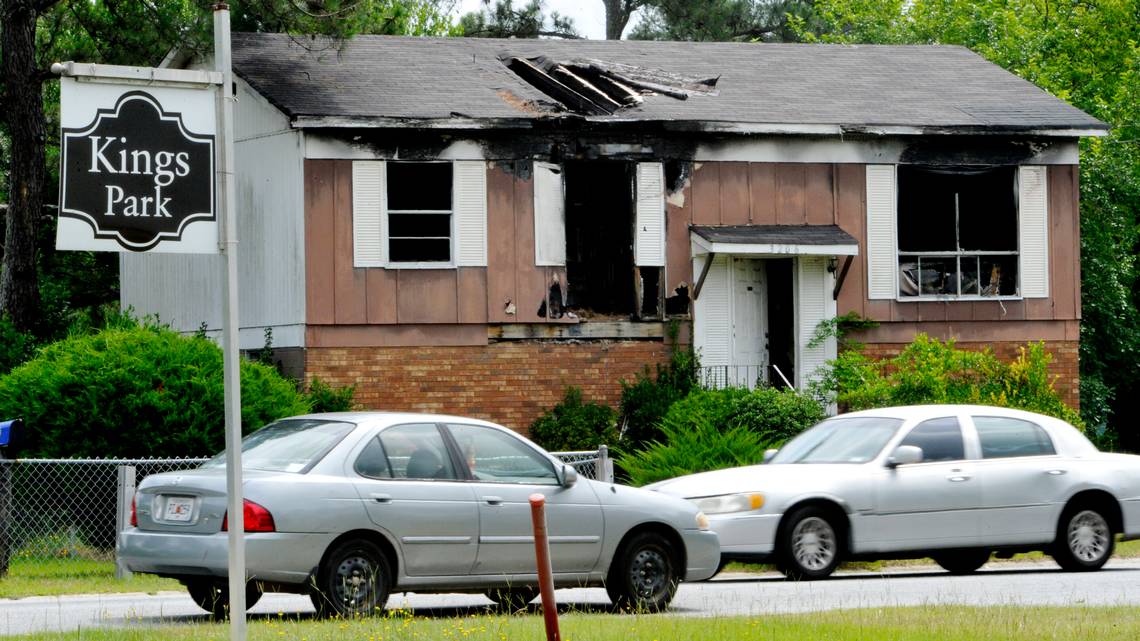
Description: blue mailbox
0,418,22,448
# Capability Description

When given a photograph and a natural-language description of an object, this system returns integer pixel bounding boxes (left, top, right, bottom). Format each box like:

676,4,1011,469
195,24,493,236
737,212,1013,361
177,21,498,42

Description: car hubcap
1068,510,1109,562
628,548,669,599
334,554,376,611
792,516,836,571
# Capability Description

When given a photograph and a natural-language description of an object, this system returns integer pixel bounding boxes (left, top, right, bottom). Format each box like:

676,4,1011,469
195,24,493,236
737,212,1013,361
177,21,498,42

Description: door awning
690,224,859,256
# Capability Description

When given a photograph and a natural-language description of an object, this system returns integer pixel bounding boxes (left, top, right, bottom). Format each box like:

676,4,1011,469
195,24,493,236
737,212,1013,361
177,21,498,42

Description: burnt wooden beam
691,252,716,301
506,57,611,116
832,255,854,300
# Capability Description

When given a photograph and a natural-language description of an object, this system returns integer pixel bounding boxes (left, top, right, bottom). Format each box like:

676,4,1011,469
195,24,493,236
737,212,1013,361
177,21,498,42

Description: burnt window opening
638,267,661,318
564,161,635,317
897,165,1018,297
387,162,452,263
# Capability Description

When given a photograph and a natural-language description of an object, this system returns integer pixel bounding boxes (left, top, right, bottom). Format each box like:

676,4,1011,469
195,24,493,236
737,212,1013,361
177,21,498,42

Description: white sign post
54,6,246,641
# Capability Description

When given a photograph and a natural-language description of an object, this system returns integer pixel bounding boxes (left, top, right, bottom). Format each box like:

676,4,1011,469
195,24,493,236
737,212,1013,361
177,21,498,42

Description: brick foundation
304,340,672,433
857,340,1079,411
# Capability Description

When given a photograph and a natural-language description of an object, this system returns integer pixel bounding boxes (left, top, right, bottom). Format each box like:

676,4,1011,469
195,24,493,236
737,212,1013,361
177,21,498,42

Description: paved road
3,559,1139,636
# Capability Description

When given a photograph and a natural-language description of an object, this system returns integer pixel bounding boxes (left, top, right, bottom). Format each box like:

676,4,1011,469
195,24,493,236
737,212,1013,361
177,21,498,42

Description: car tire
484,586,539,611
932,549,990,575
605,531,679,612
1052,505,1115,572
185,579,263,619
310,539,392,617
777,506,842,580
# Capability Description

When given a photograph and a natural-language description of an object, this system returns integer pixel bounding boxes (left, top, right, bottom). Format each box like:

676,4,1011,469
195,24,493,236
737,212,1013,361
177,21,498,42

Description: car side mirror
762,448,778,464
887,445,923,468
560,465,578,487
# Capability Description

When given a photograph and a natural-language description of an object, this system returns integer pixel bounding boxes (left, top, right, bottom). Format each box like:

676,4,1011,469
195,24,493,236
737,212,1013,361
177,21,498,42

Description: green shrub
815,334,1083,428
0,322,310,458
621,387,825,486
618,346,698,449
528,387,618,452
305,377,357,413
0,316,35,376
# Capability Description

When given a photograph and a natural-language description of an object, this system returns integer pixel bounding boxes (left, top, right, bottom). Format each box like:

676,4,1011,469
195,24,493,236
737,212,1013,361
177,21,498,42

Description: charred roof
229,33,1106,136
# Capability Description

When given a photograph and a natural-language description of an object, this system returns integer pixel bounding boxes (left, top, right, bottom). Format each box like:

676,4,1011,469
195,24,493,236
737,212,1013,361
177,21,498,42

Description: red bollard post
529,493,561,641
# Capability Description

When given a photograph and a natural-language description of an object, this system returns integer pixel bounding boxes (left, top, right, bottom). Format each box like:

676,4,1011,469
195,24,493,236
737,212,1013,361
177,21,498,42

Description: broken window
564,161,635,316
896,166,1018,297
386,162,452,263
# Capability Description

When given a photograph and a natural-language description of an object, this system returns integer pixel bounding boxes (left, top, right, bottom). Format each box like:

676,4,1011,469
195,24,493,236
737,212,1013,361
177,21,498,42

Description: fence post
0,459,9,576
597,445,613,484
115,465,136,579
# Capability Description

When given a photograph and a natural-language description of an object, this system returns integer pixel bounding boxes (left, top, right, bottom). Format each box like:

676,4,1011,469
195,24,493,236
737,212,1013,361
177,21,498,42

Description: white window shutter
453,160,488,267
796,256,833,391
533,162,566,266
352,161,385,267
635,162,666,267
694,255,731,368
1018,165,1049,298
865,164,897,299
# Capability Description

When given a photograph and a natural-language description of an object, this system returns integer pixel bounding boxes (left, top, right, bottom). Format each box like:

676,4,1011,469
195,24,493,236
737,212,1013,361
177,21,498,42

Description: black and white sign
57,78,218,253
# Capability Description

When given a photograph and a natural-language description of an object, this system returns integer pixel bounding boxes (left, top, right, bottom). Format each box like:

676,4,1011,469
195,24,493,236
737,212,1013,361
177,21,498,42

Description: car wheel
605,531,679,612
185,579,263,619
1052,506,1115,571
932,549,990,575
484,586,539,611
311,539,391,617
777,506,841,580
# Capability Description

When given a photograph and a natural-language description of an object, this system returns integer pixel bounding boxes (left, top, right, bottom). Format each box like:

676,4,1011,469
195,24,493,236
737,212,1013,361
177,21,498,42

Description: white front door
731,258,767,388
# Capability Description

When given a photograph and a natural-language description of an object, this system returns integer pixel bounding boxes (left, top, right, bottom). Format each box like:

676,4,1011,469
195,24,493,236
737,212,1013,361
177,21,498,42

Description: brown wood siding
487,162,518,323
804,164,835,225
457,267,489,323
835,164,867,318
305,160,336,324
719,162,750,225
333,161,367,324
665,174,693,297
397,270,458,323
691,162,721,224
748,163,778,224
776,164,807,225
513,167,547,323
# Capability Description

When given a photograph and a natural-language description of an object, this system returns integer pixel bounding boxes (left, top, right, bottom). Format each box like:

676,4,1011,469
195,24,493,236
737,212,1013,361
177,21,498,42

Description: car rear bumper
682,529,722,581
120,528,331,585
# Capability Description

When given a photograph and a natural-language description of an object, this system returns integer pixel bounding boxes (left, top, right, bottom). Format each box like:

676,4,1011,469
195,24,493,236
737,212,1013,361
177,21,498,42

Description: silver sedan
121,412,718,617
648,404,1140,580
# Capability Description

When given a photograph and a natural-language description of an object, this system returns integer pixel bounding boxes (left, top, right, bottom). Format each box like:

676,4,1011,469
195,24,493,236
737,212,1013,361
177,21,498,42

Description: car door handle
370,493,392,503
483,496,503,506
947,475,971,482
1046,469,1068,476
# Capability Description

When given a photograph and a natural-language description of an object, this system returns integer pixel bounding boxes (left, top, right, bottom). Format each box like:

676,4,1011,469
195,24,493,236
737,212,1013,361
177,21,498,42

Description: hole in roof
498,55,719,116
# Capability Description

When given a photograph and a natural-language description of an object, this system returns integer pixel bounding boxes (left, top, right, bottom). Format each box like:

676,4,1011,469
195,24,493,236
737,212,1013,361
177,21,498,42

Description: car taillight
221,499,276,532
130,493,137,527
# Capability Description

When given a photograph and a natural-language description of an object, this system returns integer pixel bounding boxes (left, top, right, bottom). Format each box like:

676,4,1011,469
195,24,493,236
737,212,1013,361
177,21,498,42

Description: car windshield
769,416,904,464
202,419,355,473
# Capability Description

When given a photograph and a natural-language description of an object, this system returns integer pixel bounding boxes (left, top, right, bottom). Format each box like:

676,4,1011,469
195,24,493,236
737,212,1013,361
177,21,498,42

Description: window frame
384,160,455,269
894,165,1021,301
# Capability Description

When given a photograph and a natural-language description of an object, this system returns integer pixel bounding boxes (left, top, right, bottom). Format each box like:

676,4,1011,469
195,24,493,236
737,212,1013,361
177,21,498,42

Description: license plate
163,496,194,522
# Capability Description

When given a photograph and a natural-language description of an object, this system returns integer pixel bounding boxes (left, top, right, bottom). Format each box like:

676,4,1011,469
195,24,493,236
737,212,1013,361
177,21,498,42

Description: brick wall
305,340,672,433
857,340,1079,411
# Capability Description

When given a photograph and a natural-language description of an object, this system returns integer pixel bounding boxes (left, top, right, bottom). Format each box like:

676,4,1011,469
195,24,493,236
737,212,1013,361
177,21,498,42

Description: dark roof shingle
230,33,1105,133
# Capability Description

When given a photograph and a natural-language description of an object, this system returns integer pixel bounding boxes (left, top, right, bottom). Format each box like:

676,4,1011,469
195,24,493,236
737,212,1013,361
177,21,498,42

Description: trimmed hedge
0,323,310,458
621,386,825,486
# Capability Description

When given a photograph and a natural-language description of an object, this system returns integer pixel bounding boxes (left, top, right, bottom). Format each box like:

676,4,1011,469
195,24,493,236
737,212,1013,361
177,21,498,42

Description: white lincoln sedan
648,405,1140,579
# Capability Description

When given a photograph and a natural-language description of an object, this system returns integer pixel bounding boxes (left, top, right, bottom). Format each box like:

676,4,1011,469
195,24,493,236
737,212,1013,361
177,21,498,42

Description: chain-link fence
0,447,612,568
1,458,208,563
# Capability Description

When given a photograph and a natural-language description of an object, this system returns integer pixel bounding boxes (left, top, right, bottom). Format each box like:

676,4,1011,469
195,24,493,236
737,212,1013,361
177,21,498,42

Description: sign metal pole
213,5,246,640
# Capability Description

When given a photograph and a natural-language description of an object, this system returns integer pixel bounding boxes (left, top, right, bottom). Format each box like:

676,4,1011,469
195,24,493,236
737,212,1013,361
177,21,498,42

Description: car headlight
690,493,765,515
695,511,710,530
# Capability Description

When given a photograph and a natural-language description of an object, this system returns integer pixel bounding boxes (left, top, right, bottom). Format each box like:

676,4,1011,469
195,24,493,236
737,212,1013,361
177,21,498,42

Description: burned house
122,35,1105,429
